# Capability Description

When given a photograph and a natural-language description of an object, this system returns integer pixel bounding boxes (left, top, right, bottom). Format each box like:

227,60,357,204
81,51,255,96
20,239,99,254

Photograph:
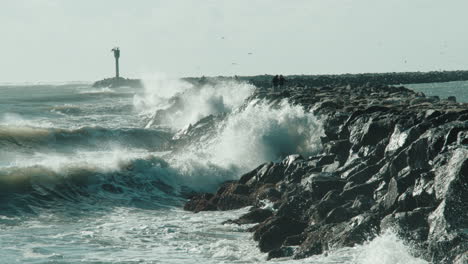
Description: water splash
135,75,255,129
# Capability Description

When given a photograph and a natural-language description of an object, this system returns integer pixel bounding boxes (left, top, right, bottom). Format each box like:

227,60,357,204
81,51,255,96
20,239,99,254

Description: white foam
135,75,255,129
273,231,428,264
0,113,53,128
207,100,323,170
354,231,428,264
158,99,324,192
2,147,154,173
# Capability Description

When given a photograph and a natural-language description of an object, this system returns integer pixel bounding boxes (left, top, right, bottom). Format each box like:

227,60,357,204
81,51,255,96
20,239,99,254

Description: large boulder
253,216,308,252
427,148,468,263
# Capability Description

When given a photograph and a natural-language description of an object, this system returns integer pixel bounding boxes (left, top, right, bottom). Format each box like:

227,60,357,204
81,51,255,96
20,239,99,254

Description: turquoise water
0,80,429,263
405,80,468,103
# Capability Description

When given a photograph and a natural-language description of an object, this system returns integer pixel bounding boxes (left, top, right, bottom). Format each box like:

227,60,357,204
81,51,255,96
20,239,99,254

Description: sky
1,0,468,82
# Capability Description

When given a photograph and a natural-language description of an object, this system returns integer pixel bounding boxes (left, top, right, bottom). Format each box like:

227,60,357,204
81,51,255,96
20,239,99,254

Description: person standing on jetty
279,75,286,88
272,75,279,90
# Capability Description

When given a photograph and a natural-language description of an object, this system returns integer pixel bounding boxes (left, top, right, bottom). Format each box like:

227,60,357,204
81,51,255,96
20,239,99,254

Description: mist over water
0,79,429,263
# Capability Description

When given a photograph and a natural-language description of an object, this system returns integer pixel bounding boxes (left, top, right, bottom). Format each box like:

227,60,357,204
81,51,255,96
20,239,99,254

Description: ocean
2,78,461,263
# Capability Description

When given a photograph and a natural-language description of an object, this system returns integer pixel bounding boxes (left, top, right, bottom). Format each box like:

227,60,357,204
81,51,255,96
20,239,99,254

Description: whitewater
0,78,433,263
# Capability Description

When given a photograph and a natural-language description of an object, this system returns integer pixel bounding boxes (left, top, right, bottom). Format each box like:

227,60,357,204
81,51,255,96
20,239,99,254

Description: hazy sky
1,0,468,82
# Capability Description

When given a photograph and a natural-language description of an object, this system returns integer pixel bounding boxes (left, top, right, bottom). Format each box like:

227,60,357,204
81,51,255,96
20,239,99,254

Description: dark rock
323,203,356,224
92,77,143,88
380,207,432,242
407,138,430,170
308,190,345,224
283,233,307,246
302,173,347,200
412,172,436,208
255,216,308,252
226,208,273,225
447,96,457,102
213,188,253,211
184,193,216,212
457,131,468,145
382,177,401,212
427,149,468,263
253,184,282,203
444,125,468,149
346,163,381,185
315,155,336,167
267,246,295,260
396,186,417,212
340,181,378,200
324,139,351,164
296,212,381,259
276,188,313,222
182,80,468,263
351,195,375,212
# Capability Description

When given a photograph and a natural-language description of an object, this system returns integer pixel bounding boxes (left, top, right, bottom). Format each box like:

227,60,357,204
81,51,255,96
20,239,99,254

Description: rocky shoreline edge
183,83,467,263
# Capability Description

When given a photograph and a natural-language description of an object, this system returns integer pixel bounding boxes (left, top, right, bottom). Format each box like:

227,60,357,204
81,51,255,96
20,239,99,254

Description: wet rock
267,246,295,260
380,207,432,242
302,173,346,200
296,212,381,259
254,216,307,252
340,181,378,200
211,182,254,210
351,195,375,212
457,131,468,145
183,81,468,263
427,149,468,263
252,184,282,203
283,233,307,246
183,193,216,212
225,208,273,225
323,203,355,224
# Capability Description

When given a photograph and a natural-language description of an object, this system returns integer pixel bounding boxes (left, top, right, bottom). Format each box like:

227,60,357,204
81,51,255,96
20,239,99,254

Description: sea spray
206,99,323,169
275,231,429,264
0,92,324,209
162,97,324,192
135,76,255,129
355,231,429,264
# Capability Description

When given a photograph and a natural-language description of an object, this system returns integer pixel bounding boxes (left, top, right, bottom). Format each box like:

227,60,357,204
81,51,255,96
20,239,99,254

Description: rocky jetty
184,83,468,263
242,70,468,88
92,77,143,88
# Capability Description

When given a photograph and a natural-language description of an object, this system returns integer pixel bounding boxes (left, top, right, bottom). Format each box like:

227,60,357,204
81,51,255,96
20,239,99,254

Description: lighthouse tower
111,47,120,78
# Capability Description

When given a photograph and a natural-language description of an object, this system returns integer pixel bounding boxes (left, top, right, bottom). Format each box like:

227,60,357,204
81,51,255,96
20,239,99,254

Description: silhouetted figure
279,75,286,88
199,76,207,85
272,75,279,89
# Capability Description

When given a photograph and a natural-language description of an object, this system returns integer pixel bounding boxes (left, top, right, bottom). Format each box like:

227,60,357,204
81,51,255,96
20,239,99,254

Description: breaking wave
289,231,428,264
135,75,255,129
0,80,324,216
192,99,324,171
0,125,172,152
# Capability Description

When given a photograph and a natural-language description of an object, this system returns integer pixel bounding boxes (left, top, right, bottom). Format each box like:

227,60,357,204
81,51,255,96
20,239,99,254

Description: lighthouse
111,47,120,78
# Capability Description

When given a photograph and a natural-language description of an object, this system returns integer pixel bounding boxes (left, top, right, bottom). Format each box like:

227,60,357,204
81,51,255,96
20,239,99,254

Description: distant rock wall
241,70,468,88
92,77,143,88
184,84,468,263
